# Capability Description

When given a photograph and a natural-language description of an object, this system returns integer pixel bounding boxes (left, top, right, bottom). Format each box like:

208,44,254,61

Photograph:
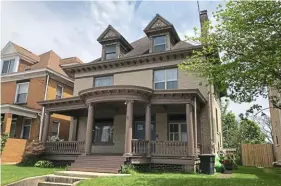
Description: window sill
14,102,27,105
93,142,114,146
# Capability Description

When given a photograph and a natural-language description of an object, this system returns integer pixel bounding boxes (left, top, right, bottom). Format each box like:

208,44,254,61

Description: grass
1,165,65,185
78,166,281,186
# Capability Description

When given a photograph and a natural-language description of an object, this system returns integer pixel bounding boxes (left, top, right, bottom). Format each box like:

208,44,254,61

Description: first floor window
154,68,177,90
15,82,29,104
2,59,15,74
9,118,17,138
52,121,60,136
93,123,113,144
169,123,187,141
21,119,31,139
56,85,63,99
94,76,113,87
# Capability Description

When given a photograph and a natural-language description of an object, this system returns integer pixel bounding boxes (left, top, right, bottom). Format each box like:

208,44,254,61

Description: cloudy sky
1,0,269,116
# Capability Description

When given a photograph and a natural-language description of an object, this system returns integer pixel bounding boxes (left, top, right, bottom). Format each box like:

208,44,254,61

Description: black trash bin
199,154,215,175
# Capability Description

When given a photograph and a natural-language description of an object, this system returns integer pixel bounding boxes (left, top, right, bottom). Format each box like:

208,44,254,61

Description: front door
134,121,156,140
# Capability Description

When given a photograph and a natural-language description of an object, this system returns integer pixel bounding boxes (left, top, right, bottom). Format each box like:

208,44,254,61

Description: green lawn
1,165,65,185
78,167,281,186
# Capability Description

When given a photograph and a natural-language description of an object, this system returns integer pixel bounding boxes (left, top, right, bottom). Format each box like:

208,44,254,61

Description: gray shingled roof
89,36,197,63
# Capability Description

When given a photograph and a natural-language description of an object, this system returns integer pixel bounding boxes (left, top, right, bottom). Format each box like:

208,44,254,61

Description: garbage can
199,154,215,174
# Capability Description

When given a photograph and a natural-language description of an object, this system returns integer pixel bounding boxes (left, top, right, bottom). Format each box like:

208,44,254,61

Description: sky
1,0,269,117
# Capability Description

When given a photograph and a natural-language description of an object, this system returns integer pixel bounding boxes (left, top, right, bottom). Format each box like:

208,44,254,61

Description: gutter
39,72,50,140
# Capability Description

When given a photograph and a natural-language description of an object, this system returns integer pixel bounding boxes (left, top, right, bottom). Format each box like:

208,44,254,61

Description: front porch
39,86,208,170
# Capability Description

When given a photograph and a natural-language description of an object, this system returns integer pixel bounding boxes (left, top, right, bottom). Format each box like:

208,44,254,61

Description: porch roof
0,104,40,118
37,86,207,112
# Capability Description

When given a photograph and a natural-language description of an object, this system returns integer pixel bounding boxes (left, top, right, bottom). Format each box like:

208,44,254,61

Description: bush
120,164,137,174
47,136,64,142
19,140,45,166
1,133,9,153
34,160,54,168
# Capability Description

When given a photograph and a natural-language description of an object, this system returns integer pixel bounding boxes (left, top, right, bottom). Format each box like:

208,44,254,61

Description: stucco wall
73,77,93,96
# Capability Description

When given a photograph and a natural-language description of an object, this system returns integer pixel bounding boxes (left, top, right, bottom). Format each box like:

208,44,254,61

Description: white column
124,100,134,156
186,103,195,156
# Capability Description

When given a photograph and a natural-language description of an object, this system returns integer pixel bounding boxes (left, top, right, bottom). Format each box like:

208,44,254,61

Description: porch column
68,117,78,141
85,103,94,154
2,113,13,133
124,100,134,156
186,103,195,156
194,97,198,156
145,103,151,156
42,111,50,143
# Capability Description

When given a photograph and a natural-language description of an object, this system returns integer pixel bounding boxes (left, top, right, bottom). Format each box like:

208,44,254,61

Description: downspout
39,72,50,140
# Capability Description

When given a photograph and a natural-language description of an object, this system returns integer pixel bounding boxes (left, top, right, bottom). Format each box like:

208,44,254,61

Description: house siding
73,77,93,96
114,70,153,88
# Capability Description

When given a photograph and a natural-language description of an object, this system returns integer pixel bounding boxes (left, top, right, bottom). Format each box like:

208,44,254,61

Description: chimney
199,10,209,37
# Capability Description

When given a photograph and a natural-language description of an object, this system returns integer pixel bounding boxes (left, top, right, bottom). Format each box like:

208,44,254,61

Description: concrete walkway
218,170,233,178
55,171,130,178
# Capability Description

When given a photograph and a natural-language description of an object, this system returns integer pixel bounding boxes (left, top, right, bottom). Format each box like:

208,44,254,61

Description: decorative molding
151,19,167,29
104,30,117,38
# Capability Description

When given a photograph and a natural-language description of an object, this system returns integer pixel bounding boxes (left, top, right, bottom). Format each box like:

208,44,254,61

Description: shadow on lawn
233,166,281,180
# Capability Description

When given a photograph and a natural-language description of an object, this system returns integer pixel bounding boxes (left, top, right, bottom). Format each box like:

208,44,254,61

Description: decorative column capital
125,100,134,105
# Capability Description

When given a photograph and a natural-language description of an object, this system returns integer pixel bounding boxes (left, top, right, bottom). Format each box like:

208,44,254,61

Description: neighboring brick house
39,11,223,173
1,42,83,163
269,88,281,165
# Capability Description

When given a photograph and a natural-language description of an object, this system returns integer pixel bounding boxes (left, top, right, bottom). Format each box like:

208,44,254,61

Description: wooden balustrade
151,141,189,157
131,139,149,155
45,141,85,155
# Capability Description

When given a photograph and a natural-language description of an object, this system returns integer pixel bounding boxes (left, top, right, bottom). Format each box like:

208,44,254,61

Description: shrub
34,160,54,168
19,140,45,166
1,133,9,153
47,136,64,142
120,164,137,174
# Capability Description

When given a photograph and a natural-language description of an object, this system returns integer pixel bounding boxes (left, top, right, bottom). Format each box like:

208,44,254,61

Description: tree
221,100,239,148
252,115,273,144
239,119,266,144
179,1,281,110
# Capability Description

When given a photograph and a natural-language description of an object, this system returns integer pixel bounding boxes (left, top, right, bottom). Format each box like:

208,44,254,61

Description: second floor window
105,45,116,60
154,68,177,90
95,76,113,87
56,85,63,99
153,35,166,52
2,59,15,74
15,82,29,104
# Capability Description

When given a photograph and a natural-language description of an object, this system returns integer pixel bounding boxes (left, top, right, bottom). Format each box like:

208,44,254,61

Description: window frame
14,82,29,104
94,76,113,87
154,68,178,90
51,121,60,137
168,122,187,142
56,85,64,99
152,35,166,52
104,45,117,60
93,122,114,145
20,118,32,139
1,59,15,74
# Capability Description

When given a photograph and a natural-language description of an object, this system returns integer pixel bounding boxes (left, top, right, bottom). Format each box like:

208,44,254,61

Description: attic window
105,45,116,60
153,35,166,52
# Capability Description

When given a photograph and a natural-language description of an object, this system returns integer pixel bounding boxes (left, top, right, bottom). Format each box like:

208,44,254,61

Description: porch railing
151,141,188,157
131,139,149,155
45,141,85,155
131,140,202,157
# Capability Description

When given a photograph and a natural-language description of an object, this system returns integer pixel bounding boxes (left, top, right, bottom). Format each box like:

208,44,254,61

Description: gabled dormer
97,25,133,61
144,14,180,53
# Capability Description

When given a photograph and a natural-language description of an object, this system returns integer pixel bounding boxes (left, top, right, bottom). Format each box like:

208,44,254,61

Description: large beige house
269,88,281,165
39,11,223,173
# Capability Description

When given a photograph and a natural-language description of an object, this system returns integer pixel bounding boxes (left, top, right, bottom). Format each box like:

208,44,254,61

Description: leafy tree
221,100,239,148
179,1,281,110
239,119,266,144
252,114,273,144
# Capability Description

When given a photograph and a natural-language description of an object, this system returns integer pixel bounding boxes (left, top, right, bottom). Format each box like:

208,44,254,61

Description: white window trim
56,85,64,99
20,118,32,139
1,56,20,74
168,122,187,141
52,121,60,137
154,68,178,90
14,82,29,104
153,35,166,47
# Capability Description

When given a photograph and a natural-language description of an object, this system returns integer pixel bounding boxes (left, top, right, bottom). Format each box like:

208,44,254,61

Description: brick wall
1,138,27,163
18,59,32,72
26,77,46,110
47,78,73,100
1,82,17,104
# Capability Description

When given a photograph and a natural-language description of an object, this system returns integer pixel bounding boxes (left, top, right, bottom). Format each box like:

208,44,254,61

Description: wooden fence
241,144,274,167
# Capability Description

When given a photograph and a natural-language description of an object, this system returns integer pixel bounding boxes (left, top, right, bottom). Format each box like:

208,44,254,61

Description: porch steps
67,155,125,173
37,175,85,186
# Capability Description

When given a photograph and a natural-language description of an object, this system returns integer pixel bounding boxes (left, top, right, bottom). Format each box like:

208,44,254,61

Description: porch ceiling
0,104,40,118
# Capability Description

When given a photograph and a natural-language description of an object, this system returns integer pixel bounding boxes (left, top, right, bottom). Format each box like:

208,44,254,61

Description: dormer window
105,45,116,60
2,59,15,74
153,36,166,52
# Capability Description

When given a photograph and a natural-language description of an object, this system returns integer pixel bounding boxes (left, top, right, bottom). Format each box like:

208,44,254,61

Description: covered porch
39,85,207,161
